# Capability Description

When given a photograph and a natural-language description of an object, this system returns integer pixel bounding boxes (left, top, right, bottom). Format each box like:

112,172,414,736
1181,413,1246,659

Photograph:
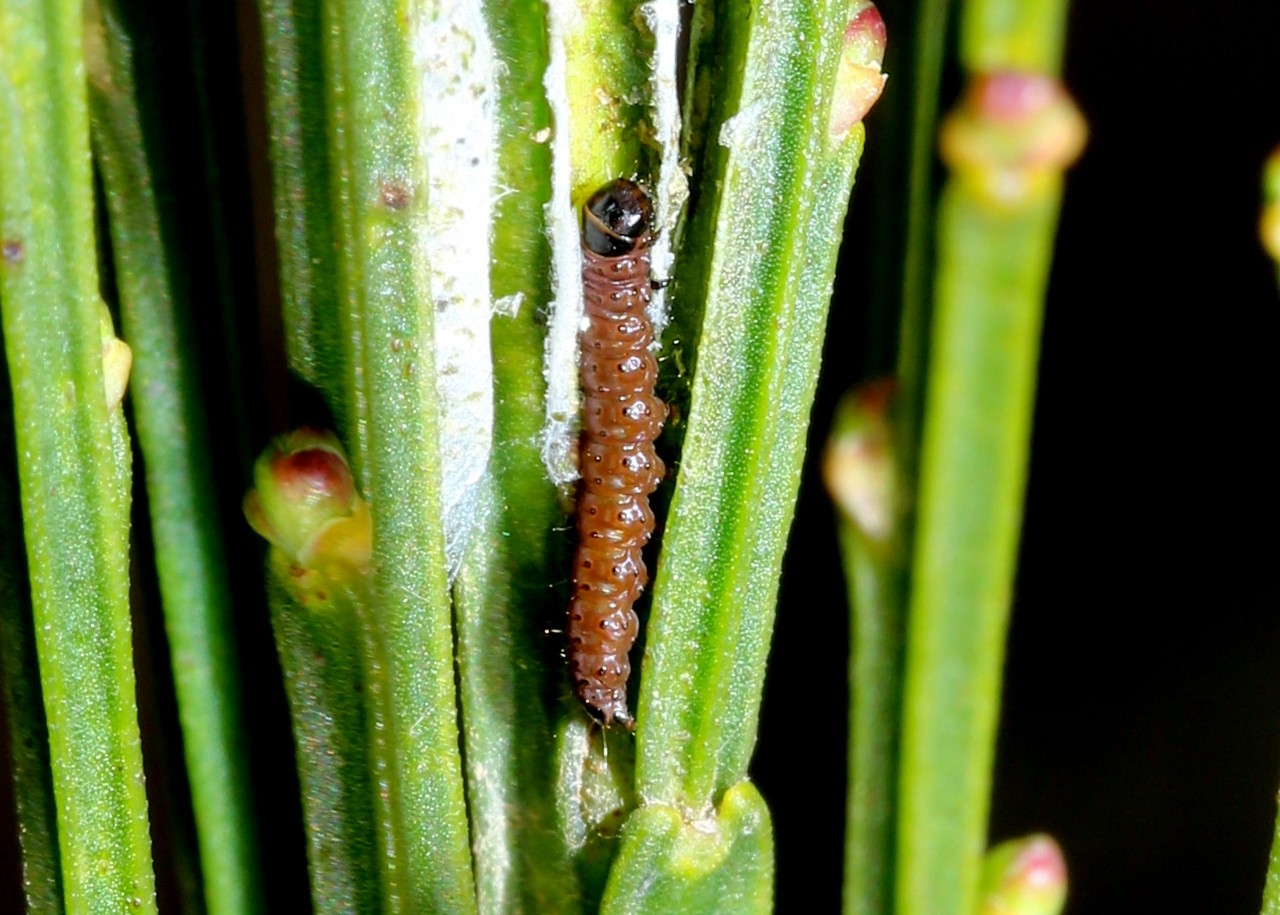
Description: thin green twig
0,0,156,909
894,3,1081,910
84,3,263,910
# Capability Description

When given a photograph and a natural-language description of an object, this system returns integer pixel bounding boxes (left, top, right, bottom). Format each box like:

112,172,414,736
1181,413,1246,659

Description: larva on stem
567,179,667,729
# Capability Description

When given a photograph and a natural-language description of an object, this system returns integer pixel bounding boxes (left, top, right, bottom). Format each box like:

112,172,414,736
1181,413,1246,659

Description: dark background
757,1,1280,913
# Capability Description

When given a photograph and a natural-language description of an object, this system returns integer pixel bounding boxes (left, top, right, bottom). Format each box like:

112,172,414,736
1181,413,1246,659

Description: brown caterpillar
567,178,667,728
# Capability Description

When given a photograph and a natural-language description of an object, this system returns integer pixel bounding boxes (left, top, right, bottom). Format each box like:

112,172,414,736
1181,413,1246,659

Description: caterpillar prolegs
567,179,667,728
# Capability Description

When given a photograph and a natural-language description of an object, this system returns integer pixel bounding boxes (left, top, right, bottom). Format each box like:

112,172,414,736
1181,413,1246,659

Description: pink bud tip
828,3,888,139
940,71,1087,206
972,72,1061,123
979,833,1068,915
1016,835,1067,889
846,5,887,66
823,378,898,541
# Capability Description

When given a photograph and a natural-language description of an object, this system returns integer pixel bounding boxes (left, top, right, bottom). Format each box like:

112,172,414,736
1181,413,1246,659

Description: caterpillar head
583,178,654,256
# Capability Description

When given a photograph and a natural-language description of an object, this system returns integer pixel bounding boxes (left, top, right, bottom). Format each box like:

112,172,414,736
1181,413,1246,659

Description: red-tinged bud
823,378,898,542
244,428,371,572
940,71,1087,207
828,3,888,140
1260,145,1280,261
973,72,1060,123
979,834,1068,915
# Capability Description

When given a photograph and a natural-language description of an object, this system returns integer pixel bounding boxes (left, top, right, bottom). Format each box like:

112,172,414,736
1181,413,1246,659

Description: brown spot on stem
2,239,24,264
379,180,413,210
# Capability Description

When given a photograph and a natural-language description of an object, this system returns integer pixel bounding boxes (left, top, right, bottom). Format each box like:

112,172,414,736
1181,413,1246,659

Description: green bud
1263,145,1280,205
828,3,888,140
244,428,371,574
99,304,132,411
823,378,898,543
940,71,1087,207
101,336,132,411
1260,145,1280,262
978,833,1068,915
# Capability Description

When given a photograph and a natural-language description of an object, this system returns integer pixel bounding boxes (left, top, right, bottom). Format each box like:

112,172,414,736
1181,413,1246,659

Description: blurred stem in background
1260,145,1280,290
829,1,1084,913
895,67,1084,915
1263,144,1280,915
825,379,905,915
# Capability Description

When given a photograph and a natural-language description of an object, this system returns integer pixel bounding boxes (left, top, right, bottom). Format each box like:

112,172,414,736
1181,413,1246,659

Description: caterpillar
567,178,667,729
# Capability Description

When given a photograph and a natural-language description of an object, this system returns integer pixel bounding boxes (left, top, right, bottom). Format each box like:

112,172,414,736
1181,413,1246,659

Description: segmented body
568,179,666,728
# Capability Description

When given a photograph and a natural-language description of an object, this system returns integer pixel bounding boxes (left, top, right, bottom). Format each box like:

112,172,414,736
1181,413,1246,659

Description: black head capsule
583,179,655,257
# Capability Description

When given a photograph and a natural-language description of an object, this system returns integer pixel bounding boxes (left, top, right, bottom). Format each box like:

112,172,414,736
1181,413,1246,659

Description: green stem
321,0,477,908
451,11,582,898
348,600,403,914
959,0,1070,74
266,560,381,914
1264,803,1280,914
0,365,62,913
894,4,1077,904
557,0,655,199
636,0,874,810
83,4,263,911
0,0,155,910
894,0,952,467
446,6,583,912
825,382,904,915
840,518,905,915
896,176,1058,915
895,4,1078,910
255,0,347,421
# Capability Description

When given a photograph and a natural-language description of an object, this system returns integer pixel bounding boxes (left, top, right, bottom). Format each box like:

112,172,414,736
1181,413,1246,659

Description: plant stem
635,0,877,811
267,562,381,914
255,0,347,421
0,363,62,914
1264,802,1280,914
894,0,952,468
84,3,264,910
824,381,904,915
320,0,477,907
896,170,1059,915
445,2,585,911
894,5,1079,909
960,0,1070,74
0,0,156,909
